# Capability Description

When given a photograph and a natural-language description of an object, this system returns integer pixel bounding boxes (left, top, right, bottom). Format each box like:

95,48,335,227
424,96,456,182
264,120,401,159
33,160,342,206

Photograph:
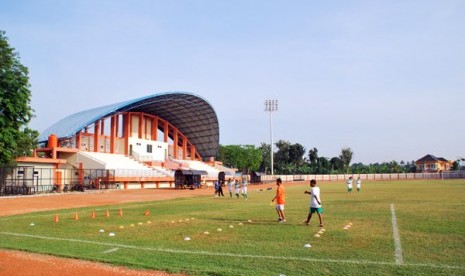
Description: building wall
129,137,168,162
416,161,451,172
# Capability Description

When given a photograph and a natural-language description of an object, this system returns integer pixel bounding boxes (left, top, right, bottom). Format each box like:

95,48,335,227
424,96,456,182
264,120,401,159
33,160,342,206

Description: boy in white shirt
227,178,234,198
346,176,353,193
234,179,241,198
356,176,361,192
241,178,248,198
304,179,323,227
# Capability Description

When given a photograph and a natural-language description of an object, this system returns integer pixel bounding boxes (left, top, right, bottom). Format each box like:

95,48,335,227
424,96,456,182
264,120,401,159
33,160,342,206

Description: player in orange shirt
271,178,286,223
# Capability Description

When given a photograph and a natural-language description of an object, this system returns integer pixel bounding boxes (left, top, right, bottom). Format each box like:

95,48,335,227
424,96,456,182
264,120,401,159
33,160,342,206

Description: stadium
8,92,235,194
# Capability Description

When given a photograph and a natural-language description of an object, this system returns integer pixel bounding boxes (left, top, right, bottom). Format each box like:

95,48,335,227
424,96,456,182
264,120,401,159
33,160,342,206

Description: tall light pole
264,99,278,175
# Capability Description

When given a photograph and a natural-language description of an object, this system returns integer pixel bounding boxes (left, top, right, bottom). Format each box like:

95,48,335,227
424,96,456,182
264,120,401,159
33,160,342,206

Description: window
147,144,152,153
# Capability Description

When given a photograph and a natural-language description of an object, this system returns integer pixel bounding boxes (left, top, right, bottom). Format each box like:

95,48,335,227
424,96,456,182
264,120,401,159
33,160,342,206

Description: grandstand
77,152,171,177
14,92,230,191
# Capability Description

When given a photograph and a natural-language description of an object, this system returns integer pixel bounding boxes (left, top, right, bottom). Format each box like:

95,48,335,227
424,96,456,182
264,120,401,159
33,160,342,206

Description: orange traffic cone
91,210,96,219
106,209,110,218
119,208,123,217
144,210,150,216
74,212,79,220
54,213,59,223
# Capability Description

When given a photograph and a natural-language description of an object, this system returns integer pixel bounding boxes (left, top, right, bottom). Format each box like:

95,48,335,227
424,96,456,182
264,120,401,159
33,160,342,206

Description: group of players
346,176,362,193
213,178,248,199
213,175,362,228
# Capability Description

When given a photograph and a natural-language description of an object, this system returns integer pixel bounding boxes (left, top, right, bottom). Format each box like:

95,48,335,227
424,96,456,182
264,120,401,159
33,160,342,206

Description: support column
54,164,61,190
182,136,187,160
100,120,105,135
163,121,169,143
173,129,179,159
76,132,81,150
190,144,196,161
152,117,158,141
94,121,100,152
78,163,84,185
115,114,120,138
139,113,144,139
123,113,130,155
110,116,116,153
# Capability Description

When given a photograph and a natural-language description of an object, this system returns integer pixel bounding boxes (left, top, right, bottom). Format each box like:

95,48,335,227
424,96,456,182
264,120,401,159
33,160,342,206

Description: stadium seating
78,152,170,177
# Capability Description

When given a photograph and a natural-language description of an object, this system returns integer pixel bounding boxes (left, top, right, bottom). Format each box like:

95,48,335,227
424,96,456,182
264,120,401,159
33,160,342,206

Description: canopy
39,92,219,159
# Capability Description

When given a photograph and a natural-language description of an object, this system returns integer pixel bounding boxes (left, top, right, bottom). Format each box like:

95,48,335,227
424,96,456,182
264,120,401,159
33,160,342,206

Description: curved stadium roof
39,92,219,159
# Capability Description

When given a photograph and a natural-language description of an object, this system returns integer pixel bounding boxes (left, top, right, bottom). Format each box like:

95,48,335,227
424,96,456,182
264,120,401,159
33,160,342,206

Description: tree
0,30,36,165
274,140,291,165
258,142,271,173
273,140,308,174
388,161,402,173
239,145,262,174
14,127,39,157
316,157,331,174
308,147,318,164
216,145,262,174
339,147,353,173
274,140,290,174
451,159,464,171
289,143,306,166
351,162,370,174
330,157,344,173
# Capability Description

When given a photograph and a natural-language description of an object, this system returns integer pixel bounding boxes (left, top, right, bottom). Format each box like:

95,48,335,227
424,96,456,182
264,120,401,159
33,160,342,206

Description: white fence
258,171,465,183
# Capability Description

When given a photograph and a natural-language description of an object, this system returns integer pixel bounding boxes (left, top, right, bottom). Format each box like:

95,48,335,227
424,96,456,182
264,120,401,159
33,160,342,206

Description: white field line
1,232,464,270
103,248,119,254
390,203,403,265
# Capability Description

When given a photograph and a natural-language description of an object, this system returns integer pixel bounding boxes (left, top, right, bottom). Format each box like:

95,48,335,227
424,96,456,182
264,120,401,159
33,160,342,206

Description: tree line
216,141,427,175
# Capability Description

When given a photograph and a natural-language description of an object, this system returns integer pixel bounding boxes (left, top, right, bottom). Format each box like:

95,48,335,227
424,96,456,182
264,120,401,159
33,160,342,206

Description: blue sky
1,0,464,164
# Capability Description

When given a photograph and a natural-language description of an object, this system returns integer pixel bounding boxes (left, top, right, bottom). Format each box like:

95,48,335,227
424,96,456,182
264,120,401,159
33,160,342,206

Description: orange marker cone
91,210,96,219
54,213,59,223
74,212,79,220
144,210,150,216
119,208,123,217
106,209,110,218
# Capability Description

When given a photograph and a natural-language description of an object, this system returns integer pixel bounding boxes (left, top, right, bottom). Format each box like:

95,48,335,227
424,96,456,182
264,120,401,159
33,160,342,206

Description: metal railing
0,166,116,197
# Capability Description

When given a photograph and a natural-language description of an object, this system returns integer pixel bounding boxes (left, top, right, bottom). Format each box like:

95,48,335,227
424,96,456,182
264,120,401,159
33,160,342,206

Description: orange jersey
276,185,285,204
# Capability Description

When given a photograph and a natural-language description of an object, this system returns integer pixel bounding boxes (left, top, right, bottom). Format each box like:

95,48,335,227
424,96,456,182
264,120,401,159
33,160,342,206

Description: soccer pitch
0,179,464,275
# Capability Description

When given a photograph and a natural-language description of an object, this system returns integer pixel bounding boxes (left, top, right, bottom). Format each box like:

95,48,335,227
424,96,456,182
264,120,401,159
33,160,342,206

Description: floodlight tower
264,99,278,175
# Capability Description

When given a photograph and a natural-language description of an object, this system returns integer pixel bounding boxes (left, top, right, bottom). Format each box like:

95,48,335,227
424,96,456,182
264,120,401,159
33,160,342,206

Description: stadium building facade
11,92,232,192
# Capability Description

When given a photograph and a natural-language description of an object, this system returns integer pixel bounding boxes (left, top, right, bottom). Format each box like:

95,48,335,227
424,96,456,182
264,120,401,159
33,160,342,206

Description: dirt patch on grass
0,249,181,276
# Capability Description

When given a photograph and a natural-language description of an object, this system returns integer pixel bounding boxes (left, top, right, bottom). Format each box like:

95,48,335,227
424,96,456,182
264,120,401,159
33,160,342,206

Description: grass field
1,179,464,275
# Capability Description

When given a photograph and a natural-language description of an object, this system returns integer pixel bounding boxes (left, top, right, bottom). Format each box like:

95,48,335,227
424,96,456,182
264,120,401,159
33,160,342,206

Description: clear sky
1,0,464,164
